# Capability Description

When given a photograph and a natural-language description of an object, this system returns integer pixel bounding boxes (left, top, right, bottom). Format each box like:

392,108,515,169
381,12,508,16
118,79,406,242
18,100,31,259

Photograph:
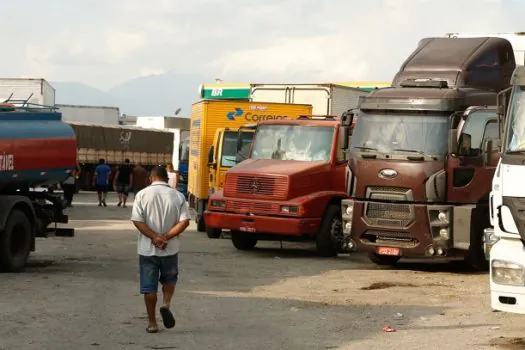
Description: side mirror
448,129,458,155
341,110,355,127
339,126,349,150
207,146,216,168
483,138,499,166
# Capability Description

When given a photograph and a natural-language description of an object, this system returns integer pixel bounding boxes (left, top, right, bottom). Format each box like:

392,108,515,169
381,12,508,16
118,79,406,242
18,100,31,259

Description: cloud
0,0,523,90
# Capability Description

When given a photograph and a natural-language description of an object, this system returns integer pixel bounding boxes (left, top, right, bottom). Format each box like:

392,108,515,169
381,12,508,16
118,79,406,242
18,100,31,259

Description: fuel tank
0,110,77,192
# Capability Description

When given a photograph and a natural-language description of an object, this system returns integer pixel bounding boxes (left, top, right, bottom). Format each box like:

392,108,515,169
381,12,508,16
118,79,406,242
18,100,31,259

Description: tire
231,231,257,250
206,227,222,239
465,212,490,271
316,204,344,257
197,216,206,233
0,210,33,272
368,253,401,266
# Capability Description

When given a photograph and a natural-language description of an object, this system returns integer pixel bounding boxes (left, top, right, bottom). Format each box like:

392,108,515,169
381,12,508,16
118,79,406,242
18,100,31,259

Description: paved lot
1,192,525,350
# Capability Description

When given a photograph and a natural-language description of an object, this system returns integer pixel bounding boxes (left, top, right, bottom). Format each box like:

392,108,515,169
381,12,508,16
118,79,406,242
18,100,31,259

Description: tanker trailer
0,103,77,272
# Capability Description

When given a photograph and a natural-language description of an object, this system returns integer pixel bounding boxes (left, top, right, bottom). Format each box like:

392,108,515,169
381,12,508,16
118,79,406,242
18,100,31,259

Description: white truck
56,104,120,125
0,78,55,105
135,116,190,169
249,83,369,116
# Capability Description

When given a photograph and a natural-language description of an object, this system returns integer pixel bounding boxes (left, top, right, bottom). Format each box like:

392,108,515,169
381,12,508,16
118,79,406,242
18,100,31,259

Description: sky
0,0,524,91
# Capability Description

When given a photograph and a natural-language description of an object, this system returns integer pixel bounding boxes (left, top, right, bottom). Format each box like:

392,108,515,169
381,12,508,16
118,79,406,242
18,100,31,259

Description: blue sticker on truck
227,108,244,120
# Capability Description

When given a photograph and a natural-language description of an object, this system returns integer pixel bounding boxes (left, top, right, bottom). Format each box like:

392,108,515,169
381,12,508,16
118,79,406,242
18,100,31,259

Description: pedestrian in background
166,163,178,189
62,163,80,207
132,163,148,196
114,158,133,208
131,165,190,333
93,158,111,207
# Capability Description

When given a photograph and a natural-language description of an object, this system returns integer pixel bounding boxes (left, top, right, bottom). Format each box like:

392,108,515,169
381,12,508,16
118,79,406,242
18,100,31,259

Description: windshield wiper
392,148,426,155
506,150,525,154
353,146,378,152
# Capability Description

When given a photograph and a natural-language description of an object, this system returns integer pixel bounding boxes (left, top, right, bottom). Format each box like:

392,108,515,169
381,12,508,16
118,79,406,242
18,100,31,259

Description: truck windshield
251,125,333,162
221,131,254,167
350,112,450,155
505,86,525,153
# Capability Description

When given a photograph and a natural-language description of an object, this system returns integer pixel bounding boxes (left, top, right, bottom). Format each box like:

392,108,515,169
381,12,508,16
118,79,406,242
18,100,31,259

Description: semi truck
204,115,351,256
56,104,121,125
487,65,525,313
340,36,515,268
0,103,76,272
67,122,175,190
250,83,369,116
188,100,313,234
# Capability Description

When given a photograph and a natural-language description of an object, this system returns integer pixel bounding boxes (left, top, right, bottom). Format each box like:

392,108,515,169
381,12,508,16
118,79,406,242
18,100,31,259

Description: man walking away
114,158,133,208
93,158,111,207
131,165,190,333
132,163,148,196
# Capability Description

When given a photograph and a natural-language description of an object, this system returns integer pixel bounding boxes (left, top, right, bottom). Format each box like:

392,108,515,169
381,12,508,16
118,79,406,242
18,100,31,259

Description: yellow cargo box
188,99,312,231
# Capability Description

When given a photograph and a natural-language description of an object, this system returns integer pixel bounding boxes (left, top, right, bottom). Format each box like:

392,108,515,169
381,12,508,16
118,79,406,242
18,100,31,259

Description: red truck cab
204,116,351,256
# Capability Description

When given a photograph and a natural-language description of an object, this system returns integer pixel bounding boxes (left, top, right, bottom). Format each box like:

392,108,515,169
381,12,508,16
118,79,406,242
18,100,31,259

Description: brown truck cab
204,116,351,256
341,36,516,268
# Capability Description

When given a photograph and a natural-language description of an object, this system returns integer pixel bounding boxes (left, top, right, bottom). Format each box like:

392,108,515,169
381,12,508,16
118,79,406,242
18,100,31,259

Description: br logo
226,108,244,120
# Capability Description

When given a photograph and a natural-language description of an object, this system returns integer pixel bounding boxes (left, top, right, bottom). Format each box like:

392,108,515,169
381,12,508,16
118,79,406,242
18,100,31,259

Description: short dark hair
99,158,105,164
150,165,168,182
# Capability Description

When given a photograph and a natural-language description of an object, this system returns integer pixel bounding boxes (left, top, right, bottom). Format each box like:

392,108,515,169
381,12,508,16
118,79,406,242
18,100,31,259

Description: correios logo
226,106,289,122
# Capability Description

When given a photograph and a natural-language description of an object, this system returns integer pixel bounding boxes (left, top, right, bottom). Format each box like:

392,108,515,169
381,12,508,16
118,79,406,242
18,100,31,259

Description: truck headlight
492,260,525,286
210,200,226,209
280,205,299,214
346,206,353,216
437,211,448,223
439,228,449,239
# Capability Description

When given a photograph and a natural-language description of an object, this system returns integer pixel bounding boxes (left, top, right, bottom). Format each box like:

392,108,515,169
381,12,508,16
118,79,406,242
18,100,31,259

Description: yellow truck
188,99,313,233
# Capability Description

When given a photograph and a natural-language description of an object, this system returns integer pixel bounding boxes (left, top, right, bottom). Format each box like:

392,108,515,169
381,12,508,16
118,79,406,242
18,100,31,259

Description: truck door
208,129,223,194
447,109,501,203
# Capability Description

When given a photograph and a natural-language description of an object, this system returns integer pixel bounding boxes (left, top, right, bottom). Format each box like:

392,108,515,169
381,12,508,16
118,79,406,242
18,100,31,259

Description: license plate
240,226,256,233
377,246,401,256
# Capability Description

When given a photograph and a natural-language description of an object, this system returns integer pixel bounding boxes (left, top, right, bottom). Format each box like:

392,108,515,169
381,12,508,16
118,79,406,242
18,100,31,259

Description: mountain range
52,71,205,117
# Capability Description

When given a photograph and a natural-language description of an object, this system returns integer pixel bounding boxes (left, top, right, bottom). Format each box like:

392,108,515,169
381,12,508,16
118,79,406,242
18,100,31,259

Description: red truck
204,116,352,256
0,101,76,272
340,36,515,269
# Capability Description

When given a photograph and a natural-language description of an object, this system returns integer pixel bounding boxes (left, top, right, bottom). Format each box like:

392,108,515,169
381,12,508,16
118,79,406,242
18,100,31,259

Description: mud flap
452,205,475,250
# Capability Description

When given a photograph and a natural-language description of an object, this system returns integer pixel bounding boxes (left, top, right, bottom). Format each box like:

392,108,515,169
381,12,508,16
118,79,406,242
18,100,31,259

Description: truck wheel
0,210,32,272
368,253,401,266
316,204,343,257
206,227,222,239
231,231,257,250
197,216,206,233
465,228,489,271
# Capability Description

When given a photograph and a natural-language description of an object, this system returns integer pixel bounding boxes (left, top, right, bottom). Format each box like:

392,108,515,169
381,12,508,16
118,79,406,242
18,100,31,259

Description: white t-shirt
130,181,190,256
167,171,177,188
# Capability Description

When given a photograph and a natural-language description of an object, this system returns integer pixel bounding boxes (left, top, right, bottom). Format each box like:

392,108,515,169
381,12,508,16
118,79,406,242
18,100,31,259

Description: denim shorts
115,183,130,196
139,254,179,294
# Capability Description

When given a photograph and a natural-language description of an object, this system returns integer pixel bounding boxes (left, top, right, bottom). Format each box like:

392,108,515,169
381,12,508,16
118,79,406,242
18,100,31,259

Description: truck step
45,227,75,237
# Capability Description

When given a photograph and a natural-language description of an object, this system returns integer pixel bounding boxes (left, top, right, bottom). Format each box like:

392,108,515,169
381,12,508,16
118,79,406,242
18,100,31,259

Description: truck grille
361,230,419,248
224,174,288,200
227,200,279,214
364,186,414,228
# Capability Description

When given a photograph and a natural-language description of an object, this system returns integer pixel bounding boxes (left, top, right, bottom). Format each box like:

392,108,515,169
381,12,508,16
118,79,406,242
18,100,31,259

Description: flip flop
159,306,176,329
146,326,158,333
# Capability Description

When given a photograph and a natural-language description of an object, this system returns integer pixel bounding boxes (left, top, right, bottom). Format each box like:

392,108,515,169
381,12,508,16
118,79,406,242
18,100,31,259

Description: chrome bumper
483,227,499,260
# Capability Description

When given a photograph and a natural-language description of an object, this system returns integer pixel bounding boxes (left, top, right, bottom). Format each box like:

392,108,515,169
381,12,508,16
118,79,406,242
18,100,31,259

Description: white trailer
56,104,120,125
0,78,55,105
445,32,525,65
249,83,369,116
135,116,190,169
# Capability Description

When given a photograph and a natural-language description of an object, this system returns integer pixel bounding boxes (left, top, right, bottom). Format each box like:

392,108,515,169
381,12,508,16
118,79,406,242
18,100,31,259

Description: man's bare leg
122,194,128,208
162,284,175,307
144,293,158,331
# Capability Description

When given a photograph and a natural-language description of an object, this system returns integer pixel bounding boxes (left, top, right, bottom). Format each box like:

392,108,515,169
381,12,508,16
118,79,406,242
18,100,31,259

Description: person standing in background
114,159,133,208
132,163,148,196
93,158,111,207
62,163,80,207
166,163,178,190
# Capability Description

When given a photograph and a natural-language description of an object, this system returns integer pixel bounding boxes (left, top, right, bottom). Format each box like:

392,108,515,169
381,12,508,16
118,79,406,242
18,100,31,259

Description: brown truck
341,36,515,269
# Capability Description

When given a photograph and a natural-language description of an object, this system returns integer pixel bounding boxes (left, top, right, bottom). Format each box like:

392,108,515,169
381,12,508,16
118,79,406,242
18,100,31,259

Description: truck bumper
490,238,525,314
204,210,321,236
342,199,459,258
